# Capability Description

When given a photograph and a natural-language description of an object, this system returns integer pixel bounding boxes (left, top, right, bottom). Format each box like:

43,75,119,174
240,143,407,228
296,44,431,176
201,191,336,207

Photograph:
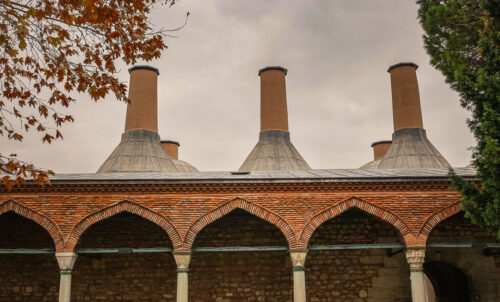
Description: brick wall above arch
298,197,413,248
417,202,463,246
65,200,182,251
0,200,64,251
182,198,298,250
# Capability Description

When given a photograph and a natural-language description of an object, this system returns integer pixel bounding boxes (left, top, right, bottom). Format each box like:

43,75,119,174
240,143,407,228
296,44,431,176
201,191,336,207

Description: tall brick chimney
239,66,310,171
125,66,159,132
388,63,423,131
97,66,198,173
260,67,289,132
377,62,451,169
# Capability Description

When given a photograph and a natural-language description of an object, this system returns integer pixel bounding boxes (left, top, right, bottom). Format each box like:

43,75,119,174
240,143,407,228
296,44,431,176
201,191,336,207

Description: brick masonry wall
0,212,59,302
189,210,293,302
71,213,177,302
306,210,411,302
0,181,465,251
426,213,500,302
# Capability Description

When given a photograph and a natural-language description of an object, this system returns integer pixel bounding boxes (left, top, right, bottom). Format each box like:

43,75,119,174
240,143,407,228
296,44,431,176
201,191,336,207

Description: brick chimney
239,66,310,171
387,63,423,131
371,140,392,160
161,140,179,160
125,66,159,132
259,67,289,132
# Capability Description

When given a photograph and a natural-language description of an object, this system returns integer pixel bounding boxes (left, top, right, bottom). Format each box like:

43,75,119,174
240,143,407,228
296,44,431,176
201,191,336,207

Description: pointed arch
298,197,413,247
417,202,463,246
183,198,297,250
66,201,182,251
0,200,64,251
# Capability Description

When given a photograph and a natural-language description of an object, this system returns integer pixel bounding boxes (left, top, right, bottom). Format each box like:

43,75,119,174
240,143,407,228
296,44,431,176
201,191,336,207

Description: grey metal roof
378,128,451,169
359,159,382,169
97,129,199,173
239,130,311,171
48,167,475,184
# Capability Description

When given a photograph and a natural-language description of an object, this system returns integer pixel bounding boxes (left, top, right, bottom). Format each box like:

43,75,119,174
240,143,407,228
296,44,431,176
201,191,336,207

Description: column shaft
293,268,307,302
58,271,72,302
173,252,192,302
177,270,189,302
406,249,426,302
410,271,427,302
55,252,78,302
290,250,308,302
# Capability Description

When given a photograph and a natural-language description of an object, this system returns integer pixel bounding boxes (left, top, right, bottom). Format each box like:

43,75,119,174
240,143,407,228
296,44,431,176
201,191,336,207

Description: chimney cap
387,62,418,73
128,65,160,75
258,66,288,76
371,140,392,147
161,140,180,146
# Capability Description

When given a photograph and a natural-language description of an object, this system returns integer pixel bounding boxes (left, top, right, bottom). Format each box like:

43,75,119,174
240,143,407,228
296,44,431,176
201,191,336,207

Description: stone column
290,250,308,302
406,249,427,302
55,252,78,302
173,252,192,302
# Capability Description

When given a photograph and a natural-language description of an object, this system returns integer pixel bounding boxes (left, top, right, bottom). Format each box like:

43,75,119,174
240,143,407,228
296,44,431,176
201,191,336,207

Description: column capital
173,252,192,270
405,248,426,272
55,252,78,271
290,250,308,269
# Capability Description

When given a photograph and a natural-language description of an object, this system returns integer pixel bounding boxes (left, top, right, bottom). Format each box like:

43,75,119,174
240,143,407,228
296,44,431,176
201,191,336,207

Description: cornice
0,179,476,195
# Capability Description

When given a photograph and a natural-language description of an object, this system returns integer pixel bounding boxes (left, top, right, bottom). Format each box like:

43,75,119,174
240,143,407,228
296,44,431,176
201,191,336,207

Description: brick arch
182,198,297,250
298,197,413,248
417,202,463,246
66,201,182,251
0,200,64,251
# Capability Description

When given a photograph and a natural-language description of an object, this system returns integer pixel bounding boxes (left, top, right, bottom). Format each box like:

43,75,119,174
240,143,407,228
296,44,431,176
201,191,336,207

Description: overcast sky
4,0,474,173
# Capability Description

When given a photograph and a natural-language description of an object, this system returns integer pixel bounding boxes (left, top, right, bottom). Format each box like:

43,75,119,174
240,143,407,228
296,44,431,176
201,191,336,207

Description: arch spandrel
298,197,414,248
182,198,297,250
417,203,463,246
0,200,64,251
66,200,182,251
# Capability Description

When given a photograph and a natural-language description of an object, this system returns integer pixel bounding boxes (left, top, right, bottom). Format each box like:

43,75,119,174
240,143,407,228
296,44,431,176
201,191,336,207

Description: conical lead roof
239,130,310,171
378,128,450,169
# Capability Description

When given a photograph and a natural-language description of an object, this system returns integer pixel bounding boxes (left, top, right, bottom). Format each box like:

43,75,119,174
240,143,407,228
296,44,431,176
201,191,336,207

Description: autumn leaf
0,0,181,189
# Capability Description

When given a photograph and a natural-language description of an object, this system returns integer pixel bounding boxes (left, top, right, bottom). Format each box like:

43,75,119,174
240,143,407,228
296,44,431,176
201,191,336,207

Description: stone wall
190,209,293,302
72,213,177,302
426,213,500,302
306,209,412,302
0,212,59,302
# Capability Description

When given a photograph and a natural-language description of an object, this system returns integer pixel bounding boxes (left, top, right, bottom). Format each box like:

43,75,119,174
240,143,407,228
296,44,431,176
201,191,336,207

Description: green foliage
418,0,500,239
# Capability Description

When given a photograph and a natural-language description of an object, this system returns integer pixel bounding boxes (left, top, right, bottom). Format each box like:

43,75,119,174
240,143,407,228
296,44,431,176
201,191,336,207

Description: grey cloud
3,0,474,173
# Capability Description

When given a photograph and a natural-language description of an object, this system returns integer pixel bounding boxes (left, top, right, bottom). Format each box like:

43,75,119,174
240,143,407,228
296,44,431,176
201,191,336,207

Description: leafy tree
418,0,499,238
0,0,180,189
